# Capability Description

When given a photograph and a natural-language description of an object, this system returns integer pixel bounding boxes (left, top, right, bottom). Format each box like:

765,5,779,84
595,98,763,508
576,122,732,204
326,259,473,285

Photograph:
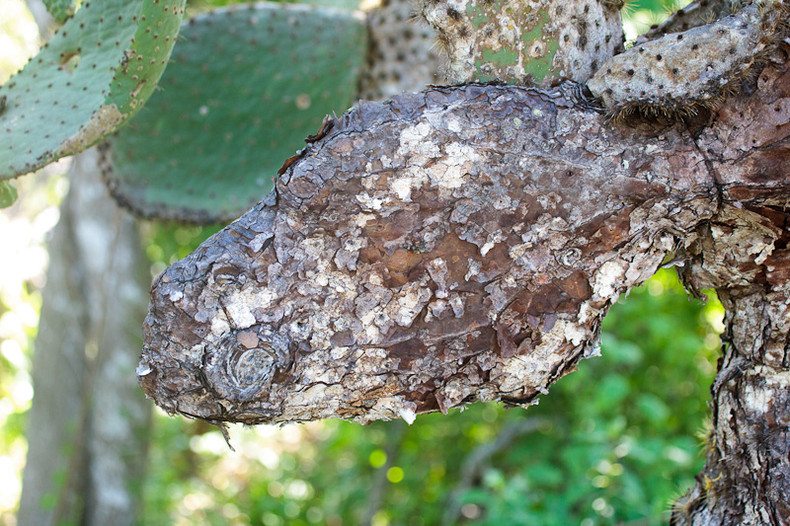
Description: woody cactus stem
138,81,717,427
419,0,624,84
670,66,790,525
673,208,790,523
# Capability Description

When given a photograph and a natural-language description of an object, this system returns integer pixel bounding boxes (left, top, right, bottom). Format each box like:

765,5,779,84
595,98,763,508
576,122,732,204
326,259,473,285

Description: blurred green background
0,0,719,524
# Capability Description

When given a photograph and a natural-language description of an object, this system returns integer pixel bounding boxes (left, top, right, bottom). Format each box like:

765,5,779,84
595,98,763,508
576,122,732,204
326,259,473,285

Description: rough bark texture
140,58,790,523
18,150,151,526
669,65,790,525
139,80,711,424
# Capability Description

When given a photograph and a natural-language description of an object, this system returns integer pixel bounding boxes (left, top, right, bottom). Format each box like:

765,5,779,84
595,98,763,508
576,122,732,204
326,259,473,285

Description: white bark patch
399,402,417,425
494,319,582,394
357,396,417,424
391,177,414,201
743,367,790,414
561,319,588,347
356,192,385,211
592,260,628,301
169,290,183,302
388,281,433,327
438,377,476,412
397,121,441,159
354,213,376,228
210,317,230,337
225,291,258,329
428,142,482,191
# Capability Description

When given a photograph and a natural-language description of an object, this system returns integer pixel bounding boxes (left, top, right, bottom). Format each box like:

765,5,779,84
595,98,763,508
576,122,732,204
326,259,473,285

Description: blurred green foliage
0,182,17,209
0,170,66,523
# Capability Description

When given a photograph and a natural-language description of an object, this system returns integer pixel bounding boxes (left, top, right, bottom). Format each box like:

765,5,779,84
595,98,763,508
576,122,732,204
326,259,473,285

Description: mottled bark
18,150,151,526
140,57,790,523
670,67,790,525
139,80,707,423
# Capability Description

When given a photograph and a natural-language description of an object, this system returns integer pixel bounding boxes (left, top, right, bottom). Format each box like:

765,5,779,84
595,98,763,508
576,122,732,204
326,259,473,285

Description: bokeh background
0,1,724,524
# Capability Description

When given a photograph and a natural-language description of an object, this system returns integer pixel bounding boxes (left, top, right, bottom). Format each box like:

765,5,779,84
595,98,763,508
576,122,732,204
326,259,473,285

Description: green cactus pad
103,3,367,223
0,0,186,179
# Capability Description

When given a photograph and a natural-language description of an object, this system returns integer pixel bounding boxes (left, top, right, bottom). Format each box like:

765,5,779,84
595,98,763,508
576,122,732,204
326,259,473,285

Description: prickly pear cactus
636,0,735,44
588,1,789,121
420,0,624,84
0,0,186,179
102,3,367,223
358,0,442,100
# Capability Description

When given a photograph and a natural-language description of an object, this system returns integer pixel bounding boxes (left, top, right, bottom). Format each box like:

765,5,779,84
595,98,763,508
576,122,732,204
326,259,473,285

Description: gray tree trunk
17,149,151,526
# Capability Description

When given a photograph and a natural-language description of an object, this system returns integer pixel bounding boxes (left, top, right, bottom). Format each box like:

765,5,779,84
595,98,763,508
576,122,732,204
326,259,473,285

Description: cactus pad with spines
588,1,789,122
102,3,367,223
0,0,186,179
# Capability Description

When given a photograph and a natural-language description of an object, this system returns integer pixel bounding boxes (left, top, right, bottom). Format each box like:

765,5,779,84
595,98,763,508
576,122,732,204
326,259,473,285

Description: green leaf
0,180,17,208
0,0,186,179
638,393,671,426
103,3,367,223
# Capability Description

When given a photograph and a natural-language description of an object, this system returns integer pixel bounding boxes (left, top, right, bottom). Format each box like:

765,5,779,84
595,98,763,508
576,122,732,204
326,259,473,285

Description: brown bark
669,67,790,524
139,25,790,526
139,80,710,423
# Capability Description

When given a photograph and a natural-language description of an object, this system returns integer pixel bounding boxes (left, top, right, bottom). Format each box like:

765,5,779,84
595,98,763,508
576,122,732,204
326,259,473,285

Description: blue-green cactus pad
0,0,185,178
103,2,367,223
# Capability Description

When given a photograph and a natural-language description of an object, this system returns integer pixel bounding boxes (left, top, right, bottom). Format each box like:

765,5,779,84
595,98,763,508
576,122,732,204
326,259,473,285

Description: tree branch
138,78,728,425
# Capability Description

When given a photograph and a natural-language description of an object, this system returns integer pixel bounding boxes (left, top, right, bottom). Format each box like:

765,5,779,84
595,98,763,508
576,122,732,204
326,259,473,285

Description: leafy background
0,0,721,524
